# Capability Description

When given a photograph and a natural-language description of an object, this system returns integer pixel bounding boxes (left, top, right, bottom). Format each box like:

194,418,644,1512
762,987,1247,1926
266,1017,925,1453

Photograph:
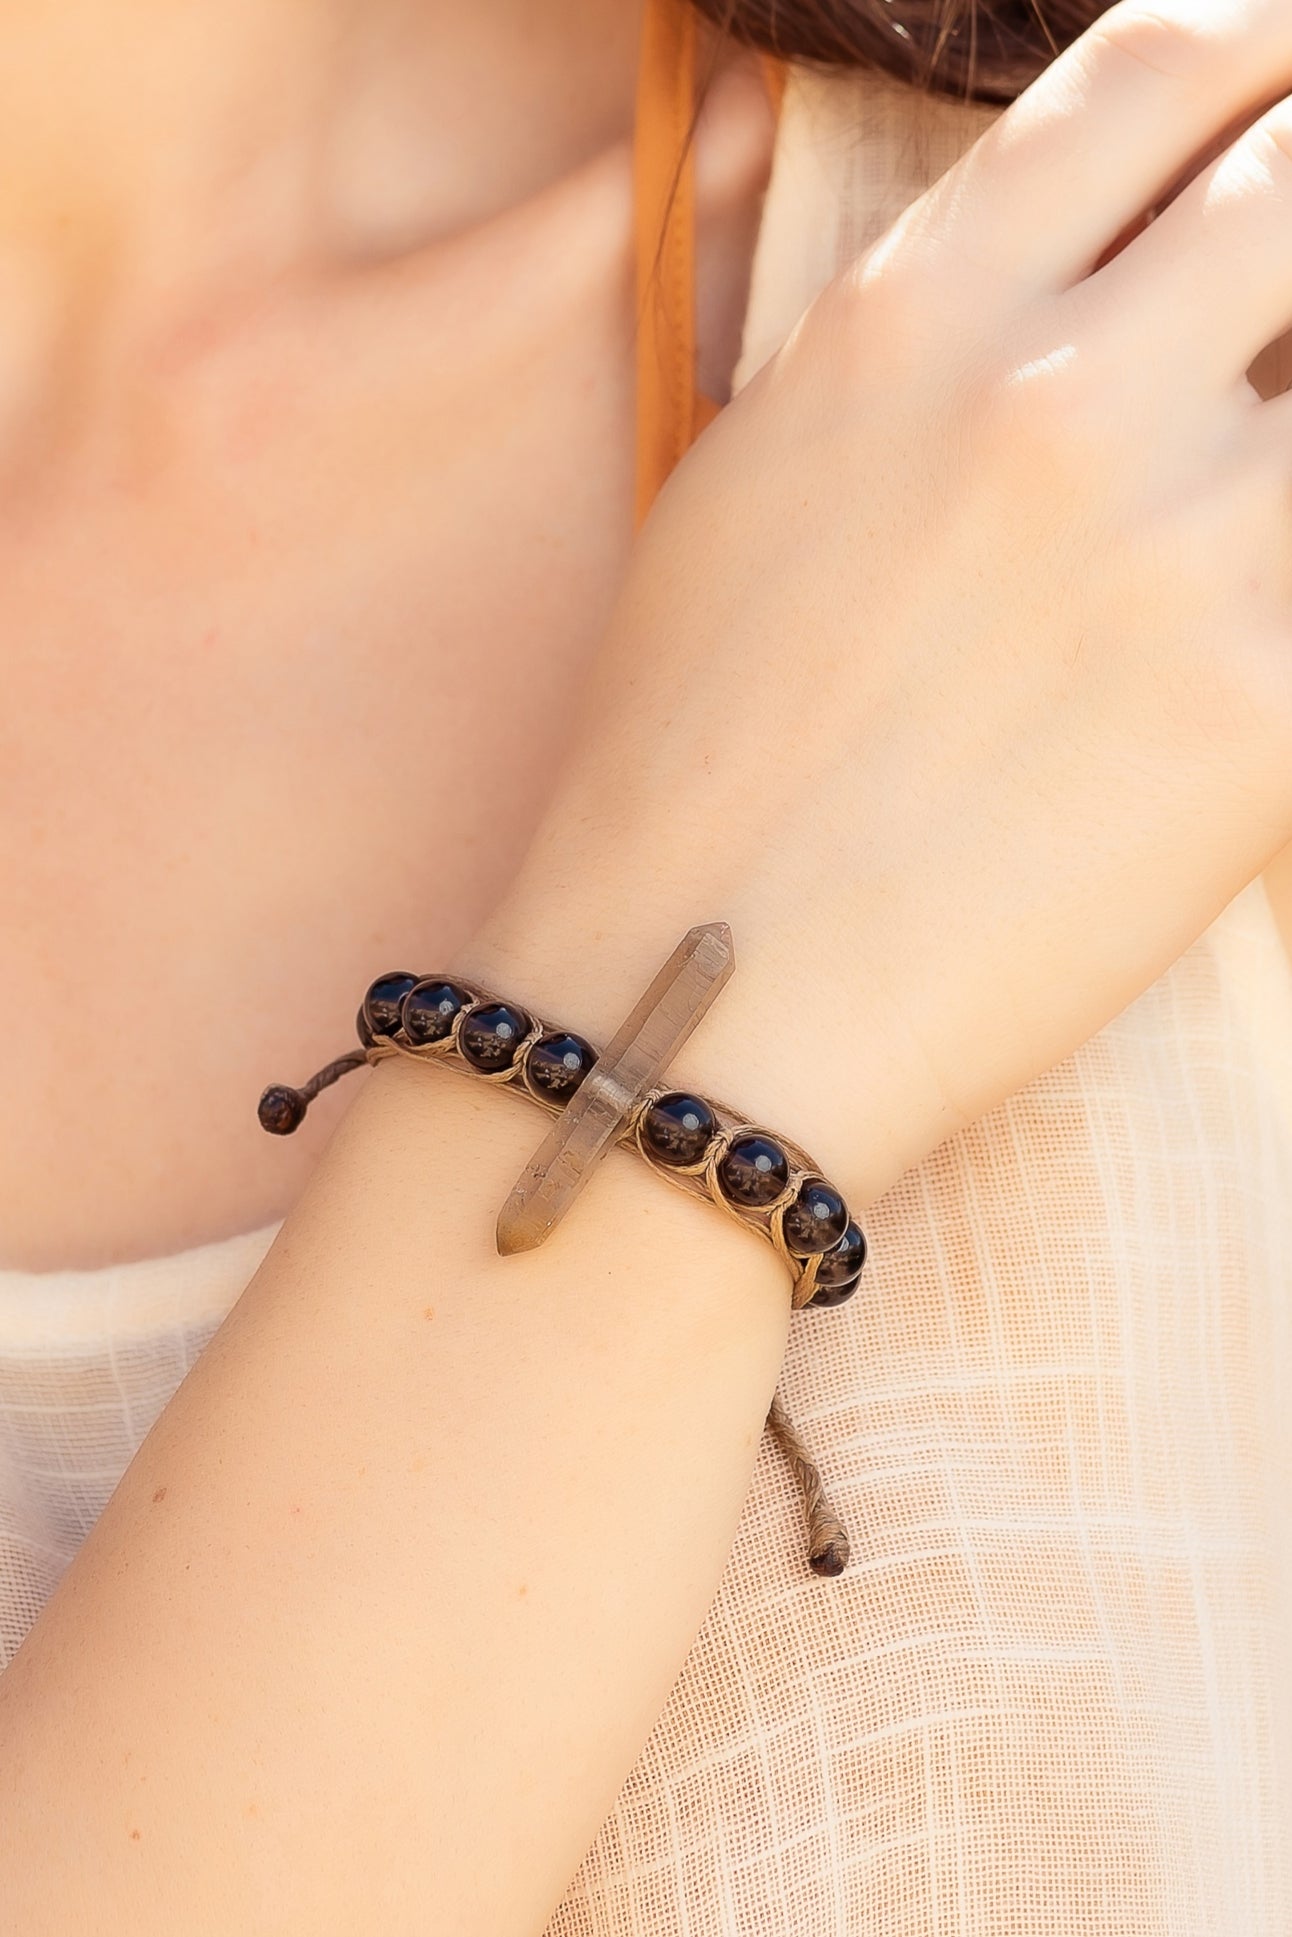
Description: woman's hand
467,0,1292,1205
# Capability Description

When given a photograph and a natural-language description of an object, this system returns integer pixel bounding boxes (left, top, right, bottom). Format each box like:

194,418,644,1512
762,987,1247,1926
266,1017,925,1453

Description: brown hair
691,0,1114,104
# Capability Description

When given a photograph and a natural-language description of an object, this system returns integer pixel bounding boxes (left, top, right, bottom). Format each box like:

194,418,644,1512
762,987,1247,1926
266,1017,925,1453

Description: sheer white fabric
0,1221,279,1653
1,62,1289,1935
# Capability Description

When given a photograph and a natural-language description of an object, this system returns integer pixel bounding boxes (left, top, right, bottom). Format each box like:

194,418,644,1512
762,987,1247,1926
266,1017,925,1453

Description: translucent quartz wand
494,921,735,1255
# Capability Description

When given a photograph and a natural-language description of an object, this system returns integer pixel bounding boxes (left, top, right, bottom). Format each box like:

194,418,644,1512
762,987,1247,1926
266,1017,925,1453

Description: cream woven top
2,62,1290,1936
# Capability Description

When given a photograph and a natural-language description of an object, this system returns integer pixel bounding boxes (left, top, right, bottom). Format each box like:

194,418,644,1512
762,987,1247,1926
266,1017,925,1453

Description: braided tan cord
765,1387,851,1577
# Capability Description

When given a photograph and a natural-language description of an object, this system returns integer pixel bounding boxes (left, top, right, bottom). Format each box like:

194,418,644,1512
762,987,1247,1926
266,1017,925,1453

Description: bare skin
0,0,775,1270
4,0,1291,1275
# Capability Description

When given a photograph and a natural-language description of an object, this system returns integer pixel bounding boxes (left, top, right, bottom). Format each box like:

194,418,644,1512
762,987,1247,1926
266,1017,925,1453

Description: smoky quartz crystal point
494,922,735,1256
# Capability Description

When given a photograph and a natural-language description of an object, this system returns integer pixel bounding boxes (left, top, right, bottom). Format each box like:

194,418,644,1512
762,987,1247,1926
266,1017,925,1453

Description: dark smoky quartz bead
807,1221,868,1308
458,1001,531,1072
640,1092,716,1167
717,1132,790,1208
525,1031,596,1103
362,970,419,1040
781,1177,849,1257
402,979,472,1046
258,1083,306,1135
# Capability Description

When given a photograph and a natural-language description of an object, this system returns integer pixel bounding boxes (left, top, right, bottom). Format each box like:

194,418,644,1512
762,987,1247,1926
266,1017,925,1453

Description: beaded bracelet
257,926,866,1575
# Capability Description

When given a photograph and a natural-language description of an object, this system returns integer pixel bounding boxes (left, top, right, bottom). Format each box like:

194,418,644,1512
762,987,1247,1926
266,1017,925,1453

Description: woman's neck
0,0,645,334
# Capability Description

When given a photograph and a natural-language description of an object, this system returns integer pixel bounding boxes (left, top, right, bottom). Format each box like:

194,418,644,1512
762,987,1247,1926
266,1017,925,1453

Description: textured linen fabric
0,1221,279,1653
1,60,1290,1936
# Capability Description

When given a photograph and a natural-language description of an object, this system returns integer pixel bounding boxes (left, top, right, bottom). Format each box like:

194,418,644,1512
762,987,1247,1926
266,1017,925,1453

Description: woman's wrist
453,857,965,1214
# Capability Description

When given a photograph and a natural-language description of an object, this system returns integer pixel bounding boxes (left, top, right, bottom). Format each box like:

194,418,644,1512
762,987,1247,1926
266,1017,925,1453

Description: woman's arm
0,784,944,1936
0,1030,814,1935
8,1,1292,1929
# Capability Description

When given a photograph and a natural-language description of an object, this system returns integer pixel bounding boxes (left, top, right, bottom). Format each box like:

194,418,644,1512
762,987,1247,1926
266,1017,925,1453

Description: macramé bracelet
256,924,866,1576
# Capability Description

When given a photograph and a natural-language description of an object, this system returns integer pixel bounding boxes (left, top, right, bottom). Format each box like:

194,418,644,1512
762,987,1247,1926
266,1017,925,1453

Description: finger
1073,94,1292,394
906,0,1292,299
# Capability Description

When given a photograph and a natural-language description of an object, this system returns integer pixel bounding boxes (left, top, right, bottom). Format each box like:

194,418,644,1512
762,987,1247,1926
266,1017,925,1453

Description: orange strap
632,2,786,527
632,0,700,529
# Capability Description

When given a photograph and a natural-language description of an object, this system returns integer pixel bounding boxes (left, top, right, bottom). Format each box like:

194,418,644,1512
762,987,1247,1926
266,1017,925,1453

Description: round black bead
807,1221,868,1308
458,1001,531,1072
362,970,419,1040
355,1003,376,1049
781,1177,849,1257
640,1092,716,1167
402,979,472,1046
258,1083,306,1135
717,1133,790,1208
525,1031,596,1103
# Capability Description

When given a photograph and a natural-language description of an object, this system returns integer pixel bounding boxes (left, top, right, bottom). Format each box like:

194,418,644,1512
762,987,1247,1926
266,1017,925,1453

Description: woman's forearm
0,968,841,1935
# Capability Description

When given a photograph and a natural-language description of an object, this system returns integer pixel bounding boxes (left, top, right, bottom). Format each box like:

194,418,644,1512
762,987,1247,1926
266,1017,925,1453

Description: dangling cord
257,1050,367,1135
766,1388,851,1577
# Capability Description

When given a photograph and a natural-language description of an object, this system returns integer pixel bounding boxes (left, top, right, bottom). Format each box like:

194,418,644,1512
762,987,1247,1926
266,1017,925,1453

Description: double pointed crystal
495,922,735,1255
